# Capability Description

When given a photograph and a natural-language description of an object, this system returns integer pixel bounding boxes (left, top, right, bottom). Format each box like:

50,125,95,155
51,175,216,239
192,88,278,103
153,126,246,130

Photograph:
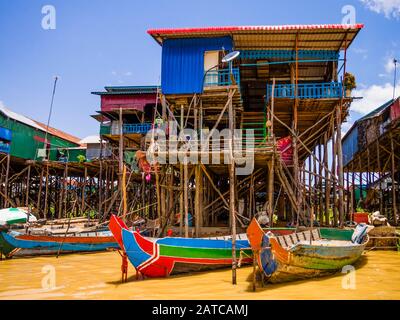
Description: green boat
247,219,369,283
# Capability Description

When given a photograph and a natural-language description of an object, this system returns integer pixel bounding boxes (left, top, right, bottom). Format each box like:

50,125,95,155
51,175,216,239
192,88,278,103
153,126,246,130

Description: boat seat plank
275,229,322,249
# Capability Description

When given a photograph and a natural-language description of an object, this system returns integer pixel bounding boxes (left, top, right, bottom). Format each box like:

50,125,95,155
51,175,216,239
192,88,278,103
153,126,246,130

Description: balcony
100,124,111,135
204,68,240,88
266,82,343,100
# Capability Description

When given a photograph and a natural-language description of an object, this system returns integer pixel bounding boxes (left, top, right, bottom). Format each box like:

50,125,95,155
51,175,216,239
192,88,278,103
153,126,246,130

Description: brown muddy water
0,251,399,300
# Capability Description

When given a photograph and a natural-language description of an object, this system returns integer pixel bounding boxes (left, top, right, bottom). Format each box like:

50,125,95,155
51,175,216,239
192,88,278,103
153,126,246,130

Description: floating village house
0,105,83,211
91,85,162,220
0,105,123,221
342,97,400,225
141,24,364,235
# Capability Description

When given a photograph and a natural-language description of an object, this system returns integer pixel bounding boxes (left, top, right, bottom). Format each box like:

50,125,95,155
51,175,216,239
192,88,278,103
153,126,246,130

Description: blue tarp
0,126,12,141
161,37,233,94
342,126,358,166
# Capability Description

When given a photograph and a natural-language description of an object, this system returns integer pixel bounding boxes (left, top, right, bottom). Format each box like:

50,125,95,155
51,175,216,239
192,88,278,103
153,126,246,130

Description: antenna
393,58,398,100
222,51,240,63
222,51,240,82
44,76,59,160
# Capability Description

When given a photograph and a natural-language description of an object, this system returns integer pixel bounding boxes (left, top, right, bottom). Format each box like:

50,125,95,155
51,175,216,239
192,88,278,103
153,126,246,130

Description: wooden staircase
241,111,267,146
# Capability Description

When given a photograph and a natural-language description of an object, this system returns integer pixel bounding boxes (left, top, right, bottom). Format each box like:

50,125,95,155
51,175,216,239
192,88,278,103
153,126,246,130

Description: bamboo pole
324,132,330,226
376,140,383,215
228,87,237,285
36,165,44,216
390,133,398,225
25,165,31,207
44,164,49,218
184,163,189,238
4,154,10,207
336,102,345,227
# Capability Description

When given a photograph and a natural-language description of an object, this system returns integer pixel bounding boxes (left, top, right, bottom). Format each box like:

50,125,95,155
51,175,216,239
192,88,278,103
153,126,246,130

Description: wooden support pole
331,118,337,227
183,163,189,238
25,164,31,207
44,164,49,218
390,133,398,225
376,140,383,215
37,165,44,216
336,102,345,227
228,87,237,285
122,165,127,222
4,154,10,207
98,160,103,219
82,166,87,216
324,132,330,226
268,158,274,226
194,165,201,237
179,104,184,236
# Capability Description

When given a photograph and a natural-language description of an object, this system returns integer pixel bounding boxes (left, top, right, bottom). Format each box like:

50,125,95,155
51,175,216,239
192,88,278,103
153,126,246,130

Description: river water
0,251,399,300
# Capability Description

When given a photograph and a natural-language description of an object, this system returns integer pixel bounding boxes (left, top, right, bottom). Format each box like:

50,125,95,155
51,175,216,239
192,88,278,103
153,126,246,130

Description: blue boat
0,229,118,258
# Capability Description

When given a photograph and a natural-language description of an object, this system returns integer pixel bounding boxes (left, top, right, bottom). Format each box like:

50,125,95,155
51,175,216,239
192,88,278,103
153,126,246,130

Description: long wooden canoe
0,229,118,258
247,218,369,283
109,215,253,277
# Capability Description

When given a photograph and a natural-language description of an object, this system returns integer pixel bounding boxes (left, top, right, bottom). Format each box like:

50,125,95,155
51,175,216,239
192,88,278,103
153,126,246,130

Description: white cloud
124,71,132,76
360,0,400,19
384,56,397,73
342,120,355,137
351,82,400,115
352,48,368,60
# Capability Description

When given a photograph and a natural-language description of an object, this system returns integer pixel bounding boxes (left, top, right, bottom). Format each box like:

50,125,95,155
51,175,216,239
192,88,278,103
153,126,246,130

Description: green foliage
77,155,86,163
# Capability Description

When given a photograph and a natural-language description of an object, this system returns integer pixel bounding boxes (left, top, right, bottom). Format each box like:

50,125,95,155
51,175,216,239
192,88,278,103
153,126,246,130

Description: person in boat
257,211,270,227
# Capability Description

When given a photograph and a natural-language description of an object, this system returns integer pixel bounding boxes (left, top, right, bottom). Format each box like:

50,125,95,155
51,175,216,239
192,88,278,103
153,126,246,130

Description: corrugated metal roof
148,24,364,50
342,98,397,143
79,135,103,144
33,120,81,145
92,86,159,96
0,105,81,145
0,105,45,131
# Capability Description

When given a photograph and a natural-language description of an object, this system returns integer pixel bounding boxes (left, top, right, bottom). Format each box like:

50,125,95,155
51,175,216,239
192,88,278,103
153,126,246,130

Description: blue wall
161,37,233,95
343,126,358,166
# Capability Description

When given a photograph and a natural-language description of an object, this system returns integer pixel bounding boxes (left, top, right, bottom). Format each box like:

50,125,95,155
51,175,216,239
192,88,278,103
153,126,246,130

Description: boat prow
109,214,129,250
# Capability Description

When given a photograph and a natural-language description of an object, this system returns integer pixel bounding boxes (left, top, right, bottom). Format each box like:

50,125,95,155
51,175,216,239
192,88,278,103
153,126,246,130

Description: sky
0,0,399,139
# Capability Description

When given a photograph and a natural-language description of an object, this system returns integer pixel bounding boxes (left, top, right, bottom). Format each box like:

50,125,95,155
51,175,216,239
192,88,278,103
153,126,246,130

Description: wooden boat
0,229,118,258
109,215,297,278
109,215,253,277
247,218,369,283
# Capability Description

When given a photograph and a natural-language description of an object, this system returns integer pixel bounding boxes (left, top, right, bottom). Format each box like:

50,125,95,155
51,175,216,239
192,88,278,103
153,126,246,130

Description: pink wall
101,94,156,112
390,98,400,122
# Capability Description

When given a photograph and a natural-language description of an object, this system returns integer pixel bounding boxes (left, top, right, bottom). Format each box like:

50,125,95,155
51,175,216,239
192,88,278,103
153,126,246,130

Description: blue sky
0,0,399,139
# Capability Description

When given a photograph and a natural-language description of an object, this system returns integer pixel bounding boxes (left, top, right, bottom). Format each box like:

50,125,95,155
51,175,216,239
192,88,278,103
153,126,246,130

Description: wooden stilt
390,133,398,225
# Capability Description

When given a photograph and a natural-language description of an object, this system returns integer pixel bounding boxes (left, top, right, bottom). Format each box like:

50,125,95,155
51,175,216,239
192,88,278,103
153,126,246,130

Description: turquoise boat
247,218,369,283
0,229,118,258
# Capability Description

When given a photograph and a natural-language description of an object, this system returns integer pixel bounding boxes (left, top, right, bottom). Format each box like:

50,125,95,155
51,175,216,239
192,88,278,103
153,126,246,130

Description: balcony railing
204,68,240,87
123,123,152,134
266,82,343,100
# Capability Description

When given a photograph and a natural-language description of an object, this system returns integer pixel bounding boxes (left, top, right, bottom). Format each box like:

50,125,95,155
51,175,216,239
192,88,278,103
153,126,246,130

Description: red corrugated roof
148,24,364,49
148,24,364,36
33,120,82,145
